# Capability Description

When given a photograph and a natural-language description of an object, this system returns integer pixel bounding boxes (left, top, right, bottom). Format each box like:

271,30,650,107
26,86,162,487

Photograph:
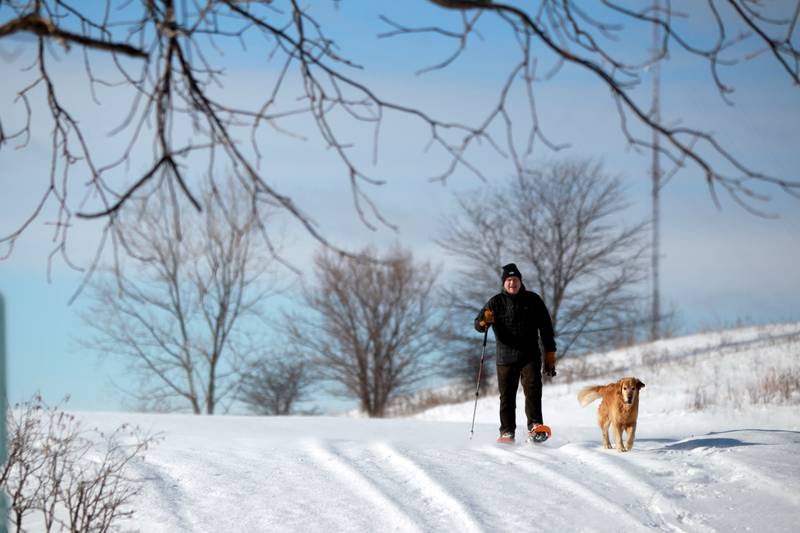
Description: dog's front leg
613,424,627,452
625,423,637,451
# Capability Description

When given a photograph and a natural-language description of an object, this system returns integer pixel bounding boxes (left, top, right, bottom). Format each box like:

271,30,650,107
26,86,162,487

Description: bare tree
80,178,280,414
237,354,315,416
288,247,443,417
1,1,798,282
440,158,649,361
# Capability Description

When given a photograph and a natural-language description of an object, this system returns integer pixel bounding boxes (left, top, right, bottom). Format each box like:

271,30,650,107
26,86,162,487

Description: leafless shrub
640,346,673,368
1,395,157,532
689,389,711,412
685,361,800,411
748,368,800,405
558,358,607,384
386,374,502,417
385,388,470,418
237,355,316,416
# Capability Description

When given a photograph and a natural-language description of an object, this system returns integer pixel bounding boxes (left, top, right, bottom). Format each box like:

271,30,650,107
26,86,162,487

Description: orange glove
478,309,495,331
544,351,557,377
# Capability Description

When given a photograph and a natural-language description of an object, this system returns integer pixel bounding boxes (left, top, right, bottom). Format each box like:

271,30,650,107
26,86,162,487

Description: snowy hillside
78,323,800,532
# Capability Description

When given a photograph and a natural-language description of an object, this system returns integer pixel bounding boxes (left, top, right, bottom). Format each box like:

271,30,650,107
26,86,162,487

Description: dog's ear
636,379,645,390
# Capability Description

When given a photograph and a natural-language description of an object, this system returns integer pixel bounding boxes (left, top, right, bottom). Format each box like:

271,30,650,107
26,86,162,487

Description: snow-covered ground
79,323,800,532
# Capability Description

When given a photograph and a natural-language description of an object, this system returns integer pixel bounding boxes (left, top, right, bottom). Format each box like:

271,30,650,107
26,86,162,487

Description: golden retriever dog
577,377,645,452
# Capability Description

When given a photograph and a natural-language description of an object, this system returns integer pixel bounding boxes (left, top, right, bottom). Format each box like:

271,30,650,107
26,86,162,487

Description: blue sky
1,1,798,412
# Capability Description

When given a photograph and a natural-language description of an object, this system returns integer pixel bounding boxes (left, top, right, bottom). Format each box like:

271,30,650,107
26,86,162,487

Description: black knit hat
501,263,522,281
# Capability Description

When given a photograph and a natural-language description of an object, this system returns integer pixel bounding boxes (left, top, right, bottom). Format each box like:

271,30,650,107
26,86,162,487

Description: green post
1,294,6,533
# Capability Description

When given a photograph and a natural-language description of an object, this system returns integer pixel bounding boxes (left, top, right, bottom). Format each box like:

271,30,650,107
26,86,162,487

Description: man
475,263,557,443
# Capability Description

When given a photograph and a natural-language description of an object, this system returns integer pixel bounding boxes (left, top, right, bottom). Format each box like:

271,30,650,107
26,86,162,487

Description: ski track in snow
304,439,485,533
131,448,300,532
132,456,195,532
378,443,565,531
303,439,423,533
480,444,648,531
558,444,714,532
368,442,483,533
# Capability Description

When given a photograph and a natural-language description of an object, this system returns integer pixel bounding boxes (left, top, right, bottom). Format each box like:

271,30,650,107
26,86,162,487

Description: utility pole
650,0,662,341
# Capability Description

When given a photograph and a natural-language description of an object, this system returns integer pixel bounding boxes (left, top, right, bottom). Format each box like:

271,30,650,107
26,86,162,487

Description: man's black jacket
475,285,556,365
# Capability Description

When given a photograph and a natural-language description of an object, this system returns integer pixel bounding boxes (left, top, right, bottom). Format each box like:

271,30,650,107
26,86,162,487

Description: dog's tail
577,386,604,407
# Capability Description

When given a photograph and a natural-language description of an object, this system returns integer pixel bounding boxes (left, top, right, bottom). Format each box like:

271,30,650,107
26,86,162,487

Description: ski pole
469,327,489,440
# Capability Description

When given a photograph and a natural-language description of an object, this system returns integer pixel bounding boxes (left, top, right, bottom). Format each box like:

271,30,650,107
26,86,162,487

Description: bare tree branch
0,12,147,58
1,0,797,283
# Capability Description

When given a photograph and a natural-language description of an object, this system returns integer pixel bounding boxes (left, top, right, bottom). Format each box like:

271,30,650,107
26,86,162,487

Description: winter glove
478,309,495,331
544,351,557,377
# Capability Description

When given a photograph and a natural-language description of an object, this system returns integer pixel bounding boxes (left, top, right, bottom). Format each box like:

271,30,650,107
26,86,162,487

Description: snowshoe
527,424,551,443
496,432,515,444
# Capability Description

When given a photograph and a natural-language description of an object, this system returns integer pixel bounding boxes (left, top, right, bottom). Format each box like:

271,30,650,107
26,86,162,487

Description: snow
76,323,800,532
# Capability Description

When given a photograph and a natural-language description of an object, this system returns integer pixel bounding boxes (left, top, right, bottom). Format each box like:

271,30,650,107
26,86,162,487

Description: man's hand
544,351,557,377
478,309,494,331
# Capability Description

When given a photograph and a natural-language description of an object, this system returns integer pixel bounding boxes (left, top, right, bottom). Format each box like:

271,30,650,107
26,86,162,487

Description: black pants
497,359,542,435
